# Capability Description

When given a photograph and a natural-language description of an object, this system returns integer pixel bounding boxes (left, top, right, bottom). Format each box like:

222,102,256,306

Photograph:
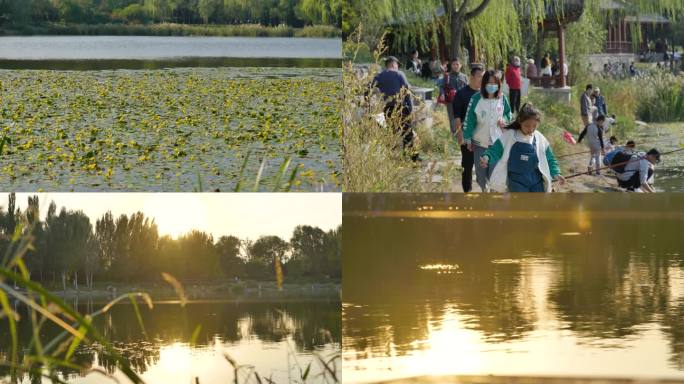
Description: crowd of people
578,83,661,192
601,61,640,79
369,51,663,193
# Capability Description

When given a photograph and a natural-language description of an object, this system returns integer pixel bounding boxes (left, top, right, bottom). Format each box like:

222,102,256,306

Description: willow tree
348,0,551,65
351,0,684,66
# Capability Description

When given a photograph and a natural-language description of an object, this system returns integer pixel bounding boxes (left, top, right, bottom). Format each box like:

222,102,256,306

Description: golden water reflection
1,301,340,383
343,194,684,383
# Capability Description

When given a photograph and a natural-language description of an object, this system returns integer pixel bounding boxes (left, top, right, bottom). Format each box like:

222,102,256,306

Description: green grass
0,67,341,191
0,22,342,38
634,74,684,123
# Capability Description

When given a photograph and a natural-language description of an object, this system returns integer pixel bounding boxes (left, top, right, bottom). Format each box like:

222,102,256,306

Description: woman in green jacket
463,69,512,191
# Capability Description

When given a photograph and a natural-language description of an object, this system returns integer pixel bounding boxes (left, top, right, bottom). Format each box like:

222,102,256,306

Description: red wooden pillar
557,21,567,87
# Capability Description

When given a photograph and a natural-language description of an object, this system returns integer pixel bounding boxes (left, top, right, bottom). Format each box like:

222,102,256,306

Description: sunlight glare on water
343,194,684,383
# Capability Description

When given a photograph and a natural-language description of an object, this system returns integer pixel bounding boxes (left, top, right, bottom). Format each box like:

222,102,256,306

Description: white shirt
514,130,534,144
618,156,653,185
472,97,505,147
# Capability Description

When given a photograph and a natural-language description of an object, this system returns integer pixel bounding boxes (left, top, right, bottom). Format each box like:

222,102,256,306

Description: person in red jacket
505,56,523,114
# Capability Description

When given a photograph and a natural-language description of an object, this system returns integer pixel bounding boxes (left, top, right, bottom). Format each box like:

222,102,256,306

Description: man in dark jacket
372,56,418,160
452,63,484,192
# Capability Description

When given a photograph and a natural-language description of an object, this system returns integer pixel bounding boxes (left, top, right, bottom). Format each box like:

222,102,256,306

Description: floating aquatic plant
0,67,341,191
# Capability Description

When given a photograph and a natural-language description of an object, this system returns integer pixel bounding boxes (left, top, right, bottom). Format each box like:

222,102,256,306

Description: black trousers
384,103,414,149
618,169,654,190
460,144,474,192
509,89,521,114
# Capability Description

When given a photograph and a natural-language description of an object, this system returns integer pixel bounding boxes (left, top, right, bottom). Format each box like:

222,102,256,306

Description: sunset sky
8,193,341,240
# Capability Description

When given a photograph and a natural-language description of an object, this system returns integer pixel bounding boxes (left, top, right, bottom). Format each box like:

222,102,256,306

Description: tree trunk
73,271,78,292
450,13,465,60
61,271,66,292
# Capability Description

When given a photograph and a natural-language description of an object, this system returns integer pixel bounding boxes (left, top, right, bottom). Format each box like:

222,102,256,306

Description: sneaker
587,166,593,175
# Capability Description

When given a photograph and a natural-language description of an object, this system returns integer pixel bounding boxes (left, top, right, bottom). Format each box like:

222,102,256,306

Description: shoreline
0,23,341,39
36,280,341,302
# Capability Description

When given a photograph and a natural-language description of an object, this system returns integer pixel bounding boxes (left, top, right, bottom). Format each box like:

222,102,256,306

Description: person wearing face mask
479,103,564,192
463,69,512,192
453,63,485,192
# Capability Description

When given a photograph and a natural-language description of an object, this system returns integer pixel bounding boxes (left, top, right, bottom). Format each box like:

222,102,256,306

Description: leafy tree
297,0,341,26
95,211,117,271
0,194,340,286
249,235,289,279
24,195,47,281
0,0,342,27
198,0,222,23
112,3,152,23
177,230,219,279
290,225,327,276
323,225,341,278
216,235,244,278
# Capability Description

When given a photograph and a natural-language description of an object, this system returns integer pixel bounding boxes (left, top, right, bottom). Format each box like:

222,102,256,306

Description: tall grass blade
0,268,145,383
190,324,202,346
253,158,266,192
161,272,187,307
271,156,291,191
233,151,251,192
128,293,148,340
65,320,90,360
284,166,299,192
0,290,18,373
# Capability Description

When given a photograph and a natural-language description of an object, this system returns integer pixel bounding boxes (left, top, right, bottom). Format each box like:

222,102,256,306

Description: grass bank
0,22,341,38
42,280,341,302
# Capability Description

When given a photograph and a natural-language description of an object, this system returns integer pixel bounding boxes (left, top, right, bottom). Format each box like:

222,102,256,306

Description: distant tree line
0,193,341,290
0,0,341,27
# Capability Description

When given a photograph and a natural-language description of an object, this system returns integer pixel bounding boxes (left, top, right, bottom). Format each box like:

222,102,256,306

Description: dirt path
418,135,625,193
554,148,623,192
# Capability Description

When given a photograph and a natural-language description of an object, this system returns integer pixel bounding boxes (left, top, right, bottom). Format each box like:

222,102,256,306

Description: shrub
111,4,152,24
635,73,684,122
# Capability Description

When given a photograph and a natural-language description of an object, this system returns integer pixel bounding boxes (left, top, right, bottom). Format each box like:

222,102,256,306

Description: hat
512,56,521,67
527,58,535,64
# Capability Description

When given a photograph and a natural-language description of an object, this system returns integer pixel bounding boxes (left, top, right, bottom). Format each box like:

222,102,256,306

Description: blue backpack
603,148,622,166
604,149,637,173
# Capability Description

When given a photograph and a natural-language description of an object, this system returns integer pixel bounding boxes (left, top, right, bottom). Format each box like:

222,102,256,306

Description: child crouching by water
479,103,565,192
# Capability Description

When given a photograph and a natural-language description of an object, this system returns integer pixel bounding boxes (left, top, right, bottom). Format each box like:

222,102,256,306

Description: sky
7,193,341,240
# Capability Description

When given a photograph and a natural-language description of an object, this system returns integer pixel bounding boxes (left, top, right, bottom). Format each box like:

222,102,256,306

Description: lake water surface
0,36,341,69
635,123,684,192
0,300,341,383
343,194,684,383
